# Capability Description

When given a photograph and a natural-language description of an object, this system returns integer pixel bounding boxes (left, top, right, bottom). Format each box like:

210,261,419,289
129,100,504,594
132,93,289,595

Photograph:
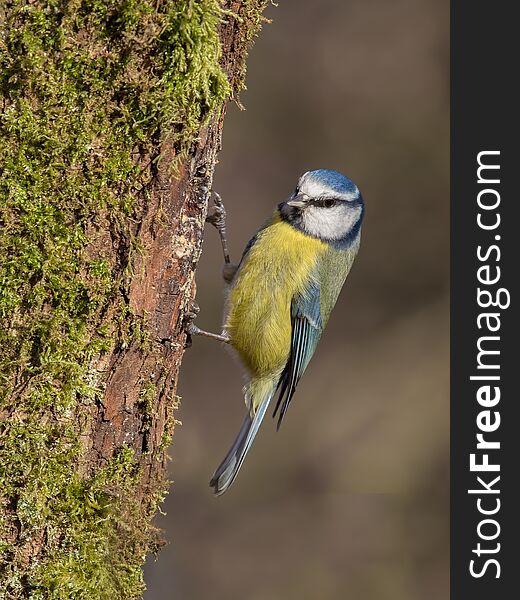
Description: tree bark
0,2,267,597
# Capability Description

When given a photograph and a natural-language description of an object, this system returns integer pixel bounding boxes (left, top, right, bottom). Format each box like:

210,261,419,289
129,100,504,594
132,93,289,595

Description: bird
207,169,364,495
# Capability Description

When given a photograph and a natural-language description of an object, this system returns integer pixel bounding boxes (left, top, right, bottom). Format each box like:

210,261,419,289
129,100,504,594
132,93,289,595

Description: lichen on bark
0,1,268,597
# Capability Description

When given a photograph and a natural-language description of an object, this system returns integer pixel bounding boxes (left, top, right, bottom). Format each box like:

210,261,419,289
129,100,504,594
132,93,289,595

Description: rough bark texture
0,2,267,598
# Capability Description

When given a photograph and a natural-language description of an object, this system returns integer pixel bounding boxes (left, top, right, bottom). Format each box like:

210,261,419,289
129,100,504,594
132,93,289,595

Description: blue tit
210,169,364,495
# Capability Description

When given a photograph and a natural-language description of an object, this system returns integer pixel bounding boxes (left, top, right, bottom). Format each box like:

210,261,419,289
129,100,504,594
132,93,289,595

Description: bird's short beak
286,194,307,208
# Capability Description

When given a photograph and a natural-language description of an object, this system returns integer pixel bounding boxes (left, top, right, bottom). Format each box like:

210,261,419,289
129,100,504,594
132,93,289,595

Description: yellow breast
224,214,327,377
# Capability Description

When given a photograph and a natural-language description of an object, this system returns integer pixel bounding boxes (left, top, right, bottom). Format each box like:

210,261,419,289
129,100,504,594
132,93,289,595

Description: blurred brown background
145,0,449,598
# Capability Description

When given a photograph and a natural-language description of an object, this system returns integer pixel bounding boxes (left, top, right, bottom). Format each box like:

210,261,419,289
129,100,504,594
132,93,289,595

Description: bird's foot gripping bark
183,301,230,346
206,192,231,264
206,192,238,283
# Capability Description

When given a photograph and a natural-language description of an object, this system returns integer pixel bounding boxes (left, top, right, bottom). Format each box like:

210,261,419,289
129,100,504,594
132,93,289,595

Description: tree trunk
0,2,267,597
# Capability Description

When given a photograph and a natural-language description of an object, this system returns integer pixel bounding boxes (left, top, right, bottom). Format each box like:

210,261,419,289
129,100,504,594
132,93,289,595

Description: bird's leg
183,301,230,346
183,192,236,347
206,192,238,283
186,322,230,344
206,192,230,264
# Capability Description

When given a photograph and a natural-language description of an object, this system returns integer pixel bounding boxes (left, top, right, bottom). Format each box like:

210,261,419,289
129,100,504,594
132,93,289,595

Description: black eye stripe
311,198,337,208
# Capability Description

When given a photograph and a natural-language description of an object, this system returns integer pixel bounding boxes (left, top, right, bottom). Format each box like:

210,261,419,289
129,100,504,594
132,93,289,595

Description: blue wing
272,279,322,429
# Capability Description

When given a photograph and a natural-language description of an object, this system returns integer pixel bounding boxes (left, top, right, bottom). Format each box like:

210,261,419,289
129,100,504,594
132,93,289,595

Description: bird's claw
184,301,200,322
206,192,226,231
183,302,200,348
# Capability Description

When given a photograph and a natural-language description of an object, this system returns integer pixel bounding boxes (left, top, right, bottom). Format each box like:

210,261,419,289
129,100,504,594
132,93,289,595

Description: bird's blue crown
303,169,360,199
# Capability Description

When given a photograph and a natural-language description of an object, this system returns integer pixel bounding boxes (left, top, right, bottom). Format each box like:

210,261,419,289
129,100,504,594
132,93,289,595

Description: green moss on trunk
0,0,268,597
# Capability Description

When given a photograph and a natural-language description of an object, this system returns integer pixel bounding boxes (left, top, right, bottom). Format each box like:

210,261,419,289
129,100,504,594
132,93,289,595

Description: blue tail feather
210,395,272,496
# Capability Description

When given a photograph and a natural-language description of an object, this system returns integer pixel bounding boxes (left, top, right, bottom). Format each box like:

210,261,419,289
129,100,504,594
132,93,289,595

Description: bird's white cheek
302,205,361,240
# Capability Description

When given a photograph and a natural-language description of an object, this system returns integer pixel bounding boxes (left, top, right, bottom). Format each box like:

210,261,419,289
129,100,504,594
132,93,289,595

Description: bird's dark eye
323,198,335,208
